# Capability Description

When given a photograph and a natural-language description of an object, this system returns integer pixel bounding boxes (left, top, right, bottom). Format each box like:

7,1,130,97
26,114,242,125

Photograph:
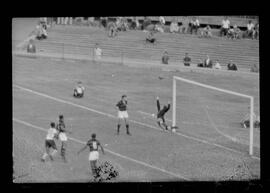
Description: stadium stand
33,24,259,71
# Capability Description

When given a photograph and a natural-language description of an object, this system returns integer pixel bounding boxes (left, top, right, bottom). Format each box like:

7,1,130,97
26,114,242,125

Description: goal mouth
172,76,259,156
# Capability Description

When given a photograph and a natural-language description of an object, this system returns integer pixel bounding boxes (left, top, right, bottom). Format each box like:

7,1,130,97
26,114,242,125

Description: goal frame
172,76,255,155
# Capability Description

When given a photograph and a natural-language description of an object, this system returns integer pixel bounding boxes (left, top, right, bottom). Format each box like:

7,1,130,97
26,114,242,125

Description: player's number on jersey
93,142,97,149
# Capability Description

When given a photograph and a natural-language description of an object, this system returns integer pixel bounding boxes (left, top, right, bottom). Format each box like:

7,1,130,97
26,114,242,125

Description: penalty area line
13,84,260,160
12,118,189,181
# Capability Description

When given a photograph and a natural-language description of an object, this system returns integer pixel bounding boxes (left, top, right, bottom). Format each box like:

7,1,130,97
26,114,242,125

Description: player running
56,115,72,162
41,122,58,162
77,133,105,179
116,95,131,135
73,81,85,98
156,96,170,130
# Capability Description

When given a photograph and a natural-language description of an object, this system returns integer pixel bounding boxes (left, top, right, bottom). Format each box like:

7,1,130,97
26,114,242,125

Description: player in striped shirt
116,95,131,135
156,97,170,130
77,133,105,179
56,115,72,162
41,122,58,162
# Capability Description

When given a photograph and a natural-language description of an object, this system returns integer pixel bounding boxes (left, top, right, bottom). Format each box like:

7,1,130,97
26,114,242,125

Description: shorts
89,151,99,161
118,111,128,119
59,132,68,141
45,139,57,149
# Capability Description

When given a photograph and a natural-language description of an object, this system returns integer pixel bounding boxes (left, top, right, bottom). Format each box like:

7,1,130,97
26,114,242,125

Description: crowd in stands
51,16,259,41
31,17,258,73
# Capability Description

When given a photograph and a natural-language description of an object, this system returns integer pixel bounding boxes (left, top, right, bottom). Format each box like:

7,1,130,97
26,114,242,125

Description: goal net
172,76,259,156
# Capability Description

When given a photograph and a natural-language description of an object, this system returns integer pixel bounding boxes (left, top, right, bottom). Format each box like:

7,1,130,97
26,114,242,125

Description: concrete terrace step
33,25,259,68
35,41,258,68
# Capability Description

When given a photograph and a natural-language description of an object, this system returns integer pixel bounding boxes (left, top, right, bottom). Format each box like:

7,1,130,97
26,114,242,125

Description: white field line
13,84,260,160
13,118,189,180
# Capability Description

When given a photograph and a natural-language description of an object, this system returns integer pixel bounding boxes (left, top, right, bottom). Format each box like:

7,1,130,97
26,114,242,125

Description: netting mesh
174,78,260,155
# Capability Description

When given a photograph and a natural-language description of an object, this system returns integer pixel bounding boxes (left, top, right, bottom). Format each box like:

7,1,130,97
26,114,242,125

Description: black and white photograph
12,16,260,184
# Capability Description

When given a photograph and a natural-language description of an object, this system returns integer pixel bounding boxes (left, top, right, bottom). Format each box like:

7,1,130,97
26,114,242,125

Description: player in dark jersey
156,97,170,130
56,115,72,162
116,95,131,135
77,133,105,179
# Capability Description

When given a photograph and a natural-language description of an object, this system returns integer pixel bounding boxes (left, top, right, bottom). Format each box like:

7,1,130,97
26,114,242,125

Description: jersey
46,127,58,140
157,101,170,119
57,120,66,132
116,100,127,111
87,139,101,152
75,86,84,94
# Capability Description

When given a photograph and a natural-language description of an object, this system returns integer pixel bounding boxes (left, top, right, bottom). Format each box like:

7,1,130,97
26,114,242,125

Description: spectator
146,31,156,44
135,17,140,30
197,59,204,67
250,63,259,73
190,17,200,35
204,55,213,68
227,60,238,71
220,16,230,37
159,16,166,25
246,20,255,39
94,43,102,60
142,17,151,30
39,18,48,29
108,22,117,37
154,24,164,33
27,39,36,53
170,19,179,33
200,25,212,38
180,16,189,34
233,25,241,39
100,17,108,28
226,26,235,39
253,23,259,39
130,17,137,30
87,17,95,26
183,53,191,66
214,60,222,69
162,50,169,64
36,23,48,40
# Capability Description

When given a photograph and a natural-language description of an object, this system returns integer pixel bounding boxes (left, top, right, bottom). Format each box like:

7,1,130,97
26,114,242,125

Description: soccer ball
172,128,176,133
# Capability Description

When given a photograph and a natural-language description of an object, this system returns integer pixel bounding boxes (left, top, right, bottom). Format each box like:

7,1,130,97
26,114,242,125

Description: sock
126,124,130,134
117,124,120,133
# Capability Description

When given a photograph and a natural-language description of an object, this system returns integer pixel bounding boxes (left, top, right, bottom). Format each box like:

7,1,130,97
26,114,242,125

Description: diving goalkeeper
156,97,170,130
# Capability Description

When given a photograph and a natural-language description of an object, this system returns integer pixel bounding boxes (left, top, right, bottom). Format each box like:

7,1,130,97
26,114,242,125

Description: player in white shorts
77,133,105,179
116,95,131,135
73,81,85,98
56,115,72,162
41,122,58,162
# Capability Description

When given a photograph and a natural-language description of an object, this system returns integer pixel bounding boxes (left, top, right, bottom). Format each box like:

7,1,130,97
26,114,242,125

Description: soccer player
77,133,105,179
73,81,85,98
56,115,72,162
156,97,170,130
116,95,131,135
41,122,58,162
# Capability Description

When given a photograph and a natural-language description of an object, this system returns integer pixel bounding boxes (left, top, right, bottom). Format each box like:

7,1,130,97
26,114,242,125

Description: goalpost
172,76,255,156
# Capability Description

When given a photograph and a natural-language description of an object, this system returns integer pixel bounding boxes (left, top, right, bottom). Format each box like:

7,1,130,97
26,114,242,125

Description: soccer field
12,56,260,182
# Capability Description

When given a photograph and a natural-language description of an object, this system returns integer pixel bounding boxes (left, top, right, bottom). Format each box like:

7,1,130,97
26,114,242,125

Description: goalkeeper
156,97,170,130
